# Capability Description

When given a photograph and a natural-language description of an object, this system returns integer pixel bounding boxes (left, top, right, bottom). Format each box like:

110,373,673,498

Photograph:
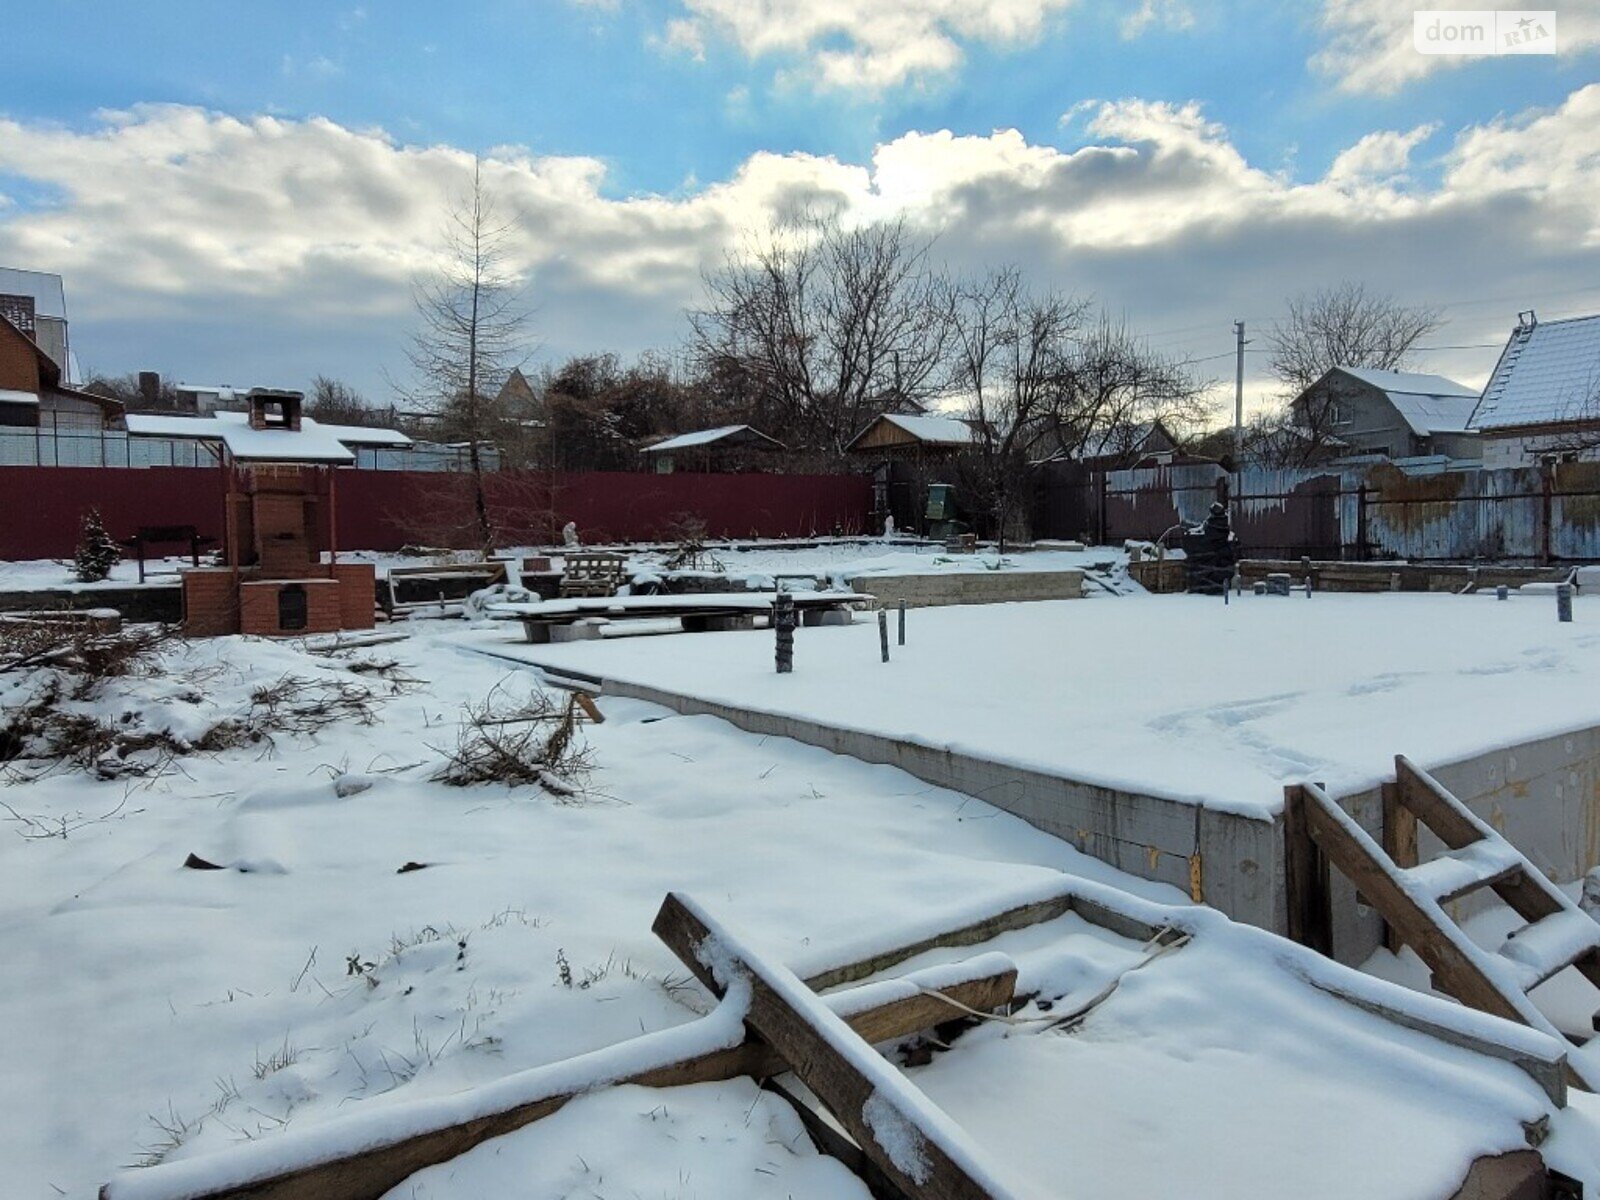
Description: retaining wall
849,568,1085,608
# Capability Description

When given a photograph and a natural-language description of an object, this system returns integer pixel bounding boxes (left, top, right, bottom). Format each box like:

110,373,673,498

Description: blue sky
2,1,1599,408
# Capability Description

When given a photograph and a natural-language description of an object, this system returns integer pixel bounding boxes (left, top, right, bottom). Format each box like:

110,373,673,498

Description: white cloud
1313,0,1600,93
1325,123,1438,187
650,0,1077,91
1121,0,1193,39
2,90,1599,399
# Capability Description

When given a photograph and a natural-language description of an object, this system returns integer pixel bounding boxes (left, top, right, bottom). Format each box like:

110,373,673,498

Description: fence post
1355,484,1368,562
1541,463,1554,566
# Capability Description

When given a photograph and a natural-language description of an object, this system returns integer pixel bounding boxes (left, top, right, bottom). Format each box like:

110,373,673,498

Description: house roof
1330,367,1480,436
846,412,975,451
1469,313,1600,432
125,410,370,464
0,268,67,320
642,424,784,453
0,313,122,415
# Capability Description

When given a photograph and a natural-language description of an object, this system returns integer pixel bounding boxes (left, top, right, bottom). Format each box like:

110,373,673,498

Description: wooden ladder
1287,755,1600,1090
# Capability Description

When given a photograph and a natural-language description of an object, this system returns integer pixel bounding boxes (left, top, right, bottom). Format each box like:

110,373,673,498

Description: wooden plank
1444,1150,1547,1200
763,1079,911,1200
1283,785,1332,956
1383,780,1420,953
654,893,1015,1200
101,964,1015,1200
1295,973,1567,1107
572,692,604,724
1298,784,1528,1026
654,885,1164,998
1396,757,1567,927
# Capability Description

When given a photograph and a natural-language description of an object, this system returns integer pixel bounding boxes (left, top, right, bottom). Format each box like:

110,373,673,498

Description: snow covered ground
5,621,1597,1198
511,589,1600,816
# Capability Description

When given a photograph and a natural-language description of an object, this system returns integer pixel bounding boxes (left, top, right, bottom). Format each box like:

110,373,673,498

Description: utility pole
1233,319,1246,470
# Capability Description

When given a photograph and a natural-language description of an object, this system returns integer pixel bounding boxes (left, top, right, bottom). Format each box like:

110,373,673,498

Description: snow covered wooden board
99,955,1020,1200
487,590,855,618
658,893,1024,1200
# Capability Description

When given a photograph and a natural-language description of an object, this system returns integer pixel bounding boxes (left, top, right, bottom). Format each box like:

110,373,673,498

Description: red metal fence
0,467,871,561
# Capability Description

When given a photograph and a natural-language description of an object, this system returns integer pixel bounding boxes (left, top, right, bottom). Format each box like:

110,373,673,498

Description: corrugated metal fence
1035,460,1600,563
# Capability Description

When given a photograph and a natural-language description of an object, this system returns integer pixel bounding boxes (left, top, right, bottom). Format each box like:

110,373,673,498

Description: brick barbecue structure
177,389,376,637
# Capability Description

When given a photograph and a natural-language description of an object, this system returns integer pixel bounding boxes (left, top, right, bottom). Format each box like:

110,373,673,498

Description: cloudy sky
3,0,1599,419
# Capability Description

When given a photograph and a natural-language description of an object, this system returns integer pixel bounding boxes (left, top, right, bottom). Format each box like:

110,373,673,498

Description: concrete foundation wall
849,568,1084,608
594,674,1280,930
568,669,1600,966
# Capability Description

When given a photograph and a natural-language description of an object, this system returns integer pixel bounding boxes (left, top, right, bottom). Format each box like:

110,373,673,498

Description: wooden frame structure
1285,755,1600,1091
100,875,1572,1200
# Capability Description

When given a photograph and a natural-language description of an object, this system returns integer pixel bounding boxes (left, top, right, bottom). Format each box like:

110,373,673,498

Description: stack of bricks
331,563,376,630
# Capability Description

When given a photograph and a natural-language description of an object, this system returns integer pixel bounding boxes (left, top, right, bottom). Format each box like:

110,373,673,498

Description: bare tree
947,268,1088,550
689,212,951,454
1269,282,1442,394
402,158,531,552
307,376,378,425
1251,283,1444,467
1035,317,1212,460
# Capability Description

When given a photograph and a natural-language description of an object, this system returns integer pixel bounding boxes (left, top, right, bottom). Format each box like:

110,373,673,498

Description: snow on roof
0,387,40,406
874,413,975,446
299,420,412,448
125,411,357,463
1337,366,1477,399
1470,313,1600,431
642,425,783,453
0,267,67,319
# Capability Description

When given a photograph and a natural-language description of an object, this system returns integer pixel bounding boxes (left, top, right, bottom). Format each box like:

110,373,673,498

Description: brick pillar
182,570,240,637
332,563,377,630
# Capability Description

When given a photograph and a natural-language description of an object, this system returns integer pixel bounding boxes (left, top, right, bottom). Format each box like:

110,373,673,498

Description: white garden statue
882,514,895,540
562,521,580,548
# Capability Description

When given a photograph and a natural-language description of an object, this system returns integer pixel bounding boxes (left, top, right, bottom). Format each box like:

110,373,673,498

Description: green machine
924,483,968,539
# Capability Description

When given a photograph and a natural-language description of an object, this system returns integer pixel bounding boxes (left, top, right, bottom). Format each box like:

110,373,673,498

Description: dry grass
432,683,593,797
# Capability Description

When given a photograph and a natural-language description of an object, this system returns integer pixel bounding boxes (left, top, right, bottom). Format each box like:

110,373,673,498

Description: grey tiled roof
1470,314,1600,431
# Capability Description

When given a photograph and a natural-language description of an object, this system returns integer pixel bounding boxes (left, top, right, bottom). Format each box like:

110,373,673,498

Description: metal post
1232,320,1245,468
1558,583,1573,623
897,598,906,645
774,591,795,673
878,608,890,663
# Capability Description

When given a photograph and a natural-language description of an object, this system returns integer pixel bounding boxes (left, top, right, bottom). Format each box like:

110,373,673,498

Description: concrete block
802,609,854,627
703,614,758,633
550,619,606,643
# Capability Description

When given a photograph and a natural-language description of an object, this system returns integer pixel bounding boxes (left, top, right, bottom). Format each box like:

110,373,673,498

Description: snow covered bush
73,508,120,583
